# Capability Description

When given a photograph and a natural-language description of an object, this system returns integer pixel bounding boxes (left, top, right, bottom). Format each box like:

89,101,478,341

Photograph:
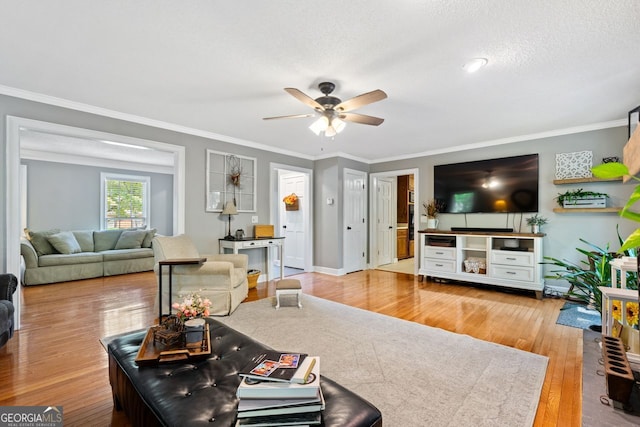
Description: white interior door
280,173,306,269
343,169,367,274
376,178,394,265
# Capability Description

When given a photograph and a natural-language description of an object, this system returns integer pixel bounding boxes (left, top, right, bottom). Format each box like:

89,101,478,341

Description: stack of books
236,352,323,426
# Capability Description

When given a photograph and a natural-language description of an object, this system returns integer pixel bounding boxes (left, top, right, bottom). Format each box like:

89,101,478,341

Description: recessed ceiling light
463,58,488,73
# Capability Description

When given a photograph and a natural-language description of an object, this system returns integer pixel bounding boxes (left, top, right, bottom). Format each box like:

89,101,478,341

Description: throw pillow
115,230,148,249
142,228,157,248
47,231,82,254
72,230,94,252
94,229,124,252
24,228,61,256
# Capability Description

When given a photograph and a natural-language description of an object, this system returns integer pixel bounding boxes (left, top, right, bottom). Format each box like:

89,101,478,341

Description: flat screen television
434,154,539,214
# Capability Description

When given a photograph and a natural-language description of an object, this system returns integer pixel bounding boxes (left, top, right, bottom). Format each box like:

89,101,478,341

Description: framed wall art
206,150,256,212
555,150,593,179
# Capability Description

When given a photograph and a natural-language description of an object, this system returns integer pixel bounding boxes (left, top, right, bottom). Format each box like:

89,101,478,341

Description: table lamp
222,201,238,240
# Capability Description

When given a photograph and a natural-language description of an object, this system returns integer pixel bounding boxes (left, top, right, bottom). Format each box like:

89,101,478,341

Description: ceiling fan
263,82,387,137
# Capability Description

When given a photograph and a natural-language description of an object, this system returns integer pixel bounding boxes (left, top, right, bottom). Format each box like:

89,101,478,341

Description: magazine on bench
239,351,309,383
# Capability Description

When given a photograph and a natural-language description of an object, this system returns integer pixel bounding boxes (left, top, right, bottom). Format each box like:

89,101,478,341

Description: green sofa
20,228,156,286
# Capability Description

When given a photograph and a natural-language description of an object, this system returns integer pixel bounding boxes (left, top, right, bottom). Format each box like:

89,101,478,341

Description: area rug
556,301,601,330
218,295,548,426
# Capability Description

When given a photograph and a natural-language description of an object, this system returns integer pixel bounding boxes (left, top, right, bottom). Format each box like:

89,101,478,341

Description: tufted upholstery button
185,391,192,397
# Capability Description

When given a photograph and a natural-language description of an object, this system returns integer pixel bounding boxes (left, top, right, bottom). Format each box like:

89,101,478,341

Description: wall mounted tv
434,154,539,214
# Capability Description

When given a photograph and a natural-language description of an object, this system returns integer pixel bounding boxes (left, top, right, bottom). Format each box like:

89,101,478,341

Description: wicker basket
247,269,260,289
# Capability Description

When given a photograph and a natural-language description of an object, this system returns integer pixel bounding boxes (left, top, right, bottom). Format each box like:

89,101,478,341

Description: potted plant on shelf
555,188,608,208
423,199,443,229
525,214,548,233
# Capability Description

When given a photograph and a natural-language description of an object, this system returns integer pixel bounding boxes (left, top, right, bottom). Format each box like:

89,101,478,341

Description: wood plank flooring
0,270,582,426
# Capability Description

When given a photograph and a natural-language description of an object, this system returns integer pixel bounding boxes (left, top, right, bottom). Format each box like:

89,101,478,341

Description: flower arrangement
423,199,444,218
612,300,639,327
283,193,299,206
172,292,211,322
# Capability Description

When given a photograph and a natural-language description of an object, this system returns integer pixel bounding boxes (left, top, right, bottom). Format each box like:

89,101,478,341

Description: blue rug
556,301,601,330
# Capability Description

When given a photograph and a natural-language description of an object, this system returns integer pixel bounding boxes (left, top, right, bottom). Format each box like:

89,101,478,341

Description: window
101,173,150,229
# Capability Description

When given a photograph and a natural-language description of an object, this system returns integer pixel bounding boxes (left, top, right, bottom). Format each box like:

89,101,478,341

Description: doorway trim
5,116,186,330
369,168,420,274
269,163,313,273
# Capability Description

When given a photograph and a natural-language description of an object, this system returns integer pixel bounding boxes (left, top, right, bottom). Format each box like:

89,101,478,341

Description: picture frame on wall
629,105,640,139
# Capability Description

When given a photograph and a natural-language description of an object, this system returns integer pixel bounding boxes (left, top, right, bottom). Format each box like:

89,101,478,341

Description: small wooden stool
275,279,302,309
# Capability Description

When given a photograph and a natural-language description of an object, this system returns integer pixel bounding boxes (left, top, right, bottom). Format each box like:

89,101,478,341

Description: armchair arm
20,238,39,268
0,274,18,302
204,254,248,270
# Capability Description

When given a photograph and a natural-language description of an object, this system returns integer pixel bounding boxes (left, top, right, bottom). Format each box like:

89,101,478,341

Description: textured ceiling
1,1,639,162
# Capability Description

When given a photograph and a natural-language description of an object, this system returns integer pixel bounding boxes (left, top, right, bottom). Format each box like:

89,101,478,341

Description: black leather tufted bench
108,318,382,427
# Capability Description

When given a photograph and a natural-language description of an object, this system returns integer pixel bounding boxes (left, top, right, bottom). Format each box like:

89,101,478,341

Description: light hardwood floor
0,270,582,426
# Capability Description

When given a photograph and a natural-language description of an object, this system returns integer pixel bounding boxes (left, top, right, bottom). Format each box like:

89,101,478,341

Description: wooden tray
135,324,211,366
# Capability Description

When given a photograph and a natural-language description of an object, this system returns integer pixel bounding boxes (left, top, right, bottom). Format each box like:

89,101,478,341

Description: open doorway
5,116,186,330
270,163,313,277
369,168,419,275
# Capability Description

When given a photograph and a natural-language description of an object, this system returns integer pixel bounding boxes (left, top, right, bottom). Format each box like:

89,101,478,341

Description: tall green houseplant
592,162,640,250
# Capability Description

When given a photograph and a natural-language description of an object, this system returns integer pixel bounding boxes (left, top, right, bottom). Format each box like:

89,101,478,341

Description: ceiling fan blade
339,112,385,126
263,113,314,120
335,89,387,112
284,88,325,111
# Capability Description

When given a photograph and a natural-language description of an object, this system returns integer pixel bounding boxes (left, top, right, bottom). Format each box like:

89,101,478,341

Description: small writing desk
158,258,206,324
218,237,285,282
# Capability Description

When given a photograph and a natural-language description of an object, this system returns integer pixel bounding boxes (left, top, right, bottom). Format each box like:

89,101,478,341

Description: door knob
282,225,287,228
347,226,352,230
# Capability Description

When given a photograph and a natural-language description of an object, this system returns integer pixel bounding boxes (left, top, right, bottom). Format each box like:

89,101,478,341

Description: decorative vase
184,318,205,345
427,218,439,229
531,224,540,234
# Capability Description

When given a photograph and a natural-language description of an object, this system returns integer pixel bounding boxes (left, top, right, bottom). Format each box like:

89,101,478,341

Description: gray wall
372,126,636,288
21,160,173,234
1,92,635,287
0,94,313,273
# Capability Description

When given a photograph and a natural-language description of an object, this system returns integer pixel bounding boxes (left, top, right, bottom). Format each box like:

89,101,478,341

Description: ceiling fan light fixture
331,117,346,134
325,125,337,138
309,116,329,135
463,57,488,73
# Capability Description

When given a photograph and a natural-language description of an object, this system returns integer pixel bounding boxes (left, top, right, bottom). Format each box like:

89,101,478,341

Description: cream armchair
152,234,249,316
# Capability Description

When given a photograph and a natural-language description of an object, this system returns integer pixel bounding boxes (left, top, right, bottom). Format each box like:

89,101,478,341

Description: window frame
206,150,257,212
100,172,151,230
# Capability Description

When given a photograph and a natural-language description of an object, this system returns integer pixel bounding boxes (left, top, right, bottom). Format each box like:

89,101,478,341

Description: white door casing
343,168,367,274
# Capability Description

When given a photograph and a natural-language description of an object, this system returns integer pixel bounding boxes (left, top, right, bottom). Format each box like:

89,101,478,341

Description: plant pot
285,200,299,211
531,224,540,234
184,318,205,345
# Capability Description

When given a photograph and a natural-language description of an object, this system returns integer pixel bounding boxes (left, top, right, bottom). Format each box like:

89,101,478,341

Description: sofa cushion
72,230,95,252
115,230,147,250
24,228,60,256
142,228,157,248
38,252,103,267
94,229,124,252
47,231,82,254
102,248,154,261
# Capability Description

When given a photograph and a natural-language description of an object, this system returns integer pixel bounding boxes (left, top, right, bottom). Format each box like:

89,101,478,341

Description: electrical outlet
251,216,259,224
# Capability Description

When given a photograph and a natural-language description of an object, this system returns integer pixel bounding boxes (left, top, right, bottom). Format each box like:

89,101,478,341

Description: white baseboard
312,266,344,276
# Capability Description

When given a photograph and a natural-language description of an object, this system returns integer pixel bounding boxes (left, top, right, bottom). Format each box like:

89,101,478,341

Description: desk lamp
222,201,238,240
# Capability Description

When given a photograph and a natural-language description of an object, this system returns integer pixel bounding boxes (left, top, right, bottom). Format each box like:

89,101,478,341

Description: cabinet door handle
347,226,352,230
506,257,517,261
435,263,443,267
435,251,444,255
506,271,516,275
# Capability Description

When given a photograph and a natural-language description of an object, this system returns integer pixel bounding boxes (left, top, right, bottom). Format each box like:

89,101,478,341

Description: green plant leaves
592,162,629,179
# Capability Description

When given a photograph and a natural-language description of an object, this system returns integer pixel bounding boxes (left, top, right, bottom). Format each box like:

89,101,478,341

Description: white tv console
418,230,545,299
